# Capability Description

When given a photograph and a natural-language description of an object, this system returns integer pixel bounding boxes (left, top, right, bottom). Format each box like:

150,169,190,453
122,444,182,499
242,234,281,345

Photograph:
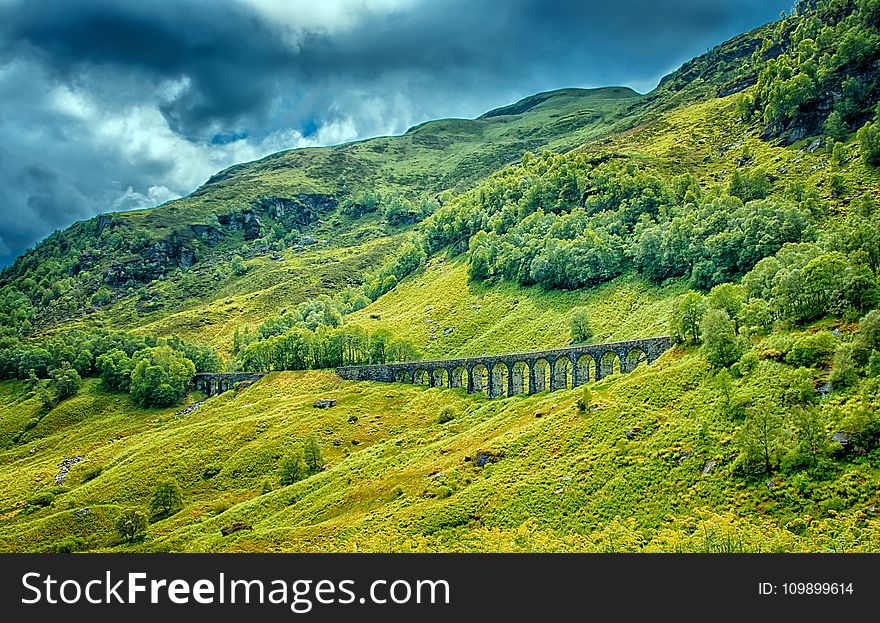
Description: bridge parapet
336,336,672,398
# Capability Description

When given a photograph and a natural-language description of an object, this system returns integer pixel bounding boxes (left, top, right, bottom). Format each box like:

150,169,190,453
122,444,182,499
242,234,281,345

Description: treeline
239,324,419,373
0,329,221,410
407,150,816,292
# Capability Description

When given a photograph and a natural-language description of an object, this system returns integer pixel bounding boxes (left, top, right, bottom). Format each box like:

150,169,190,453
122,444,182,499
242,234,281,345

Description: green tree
116,508,148,543
576,385,593,413
279,452,305,485
858,121,880,166
738,298,774,335
736,405,784,476
569,308,593,344
47,362,81,402
701,309,744,368
860,309,880,349
707,283,744,330
671,292,706,345
96,349,134,392
129,346,195,407
303,436,324,474
149,480,184,520
823,110,849,141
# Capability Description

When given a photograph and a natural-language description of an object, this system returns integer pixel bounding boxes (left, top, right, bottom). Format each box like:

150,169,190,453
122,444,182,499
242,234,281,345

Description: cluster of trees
749,0,880,162
239,324,420,373
412,150,816,293
671,239,880,366
0,328,221,410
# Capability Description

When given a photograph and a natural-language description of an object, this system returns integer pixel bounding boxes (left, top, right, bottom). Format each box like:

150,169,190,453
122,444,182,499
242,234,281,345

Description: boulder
221,523,253,537
313,398,337,409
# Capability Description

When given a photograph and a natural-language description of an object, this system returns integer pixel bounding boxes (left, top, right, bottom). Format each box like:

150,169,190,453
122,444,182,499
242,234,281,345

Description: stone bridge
336,336,672,398
193,372,265,396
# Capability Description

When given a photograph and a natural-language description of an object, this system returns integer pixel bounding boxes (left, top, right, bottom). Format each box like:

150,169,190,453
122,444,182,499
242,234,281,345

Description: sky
0,0,790,266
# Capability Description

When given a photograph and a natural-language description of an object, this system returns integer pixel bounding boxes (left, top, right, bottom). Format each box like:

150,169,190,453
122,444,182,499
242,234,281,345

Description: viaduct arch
336,336,672,398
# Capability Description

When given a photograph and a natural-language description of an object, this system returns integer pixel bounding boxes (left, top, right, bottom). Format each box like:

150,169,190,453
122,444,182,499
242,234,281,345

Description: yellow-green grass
1,352,878,553
350,256,687,359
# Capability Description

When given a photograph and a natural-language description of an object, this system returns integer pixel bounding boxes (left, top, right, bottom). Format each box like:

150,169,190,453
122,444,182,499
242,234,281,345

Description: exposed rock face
189,224,225,246
252,194,336,226
105,235,198,286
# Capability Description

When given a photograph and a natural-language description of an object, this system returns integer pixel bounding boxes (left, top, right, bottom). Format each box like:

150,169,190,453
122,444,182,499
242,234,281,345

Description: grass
1,343,878,553
349,255,686,359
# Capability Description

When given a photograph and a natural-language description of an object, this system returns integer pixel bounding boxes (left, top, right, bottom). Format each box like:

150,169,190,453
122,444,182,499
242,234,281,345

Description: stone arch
470,364,489,396
576,354,597,385
624,347,648,373
413,369,430,386
600,351,621,378
510,361,529,396
551,356,572,391
533,358,551,393
394,369,410,383
490,361,509,399
450,366,467,389
431,368,447,388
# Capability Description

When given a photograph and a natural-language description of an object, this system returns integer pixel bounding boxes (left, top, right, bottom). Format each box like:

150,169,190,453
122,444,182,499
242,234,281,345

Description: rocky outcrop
104,233,198,286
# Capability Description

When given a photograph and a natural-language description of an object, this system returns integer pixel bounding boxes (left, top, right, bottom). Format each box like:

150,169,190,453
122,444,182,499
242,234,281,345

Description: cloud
0,0,790,265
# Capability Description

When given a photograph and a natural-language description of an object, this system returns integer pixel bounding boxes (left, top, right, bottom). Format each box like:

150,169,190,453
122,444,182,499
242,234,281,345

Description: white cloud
240,0,420,37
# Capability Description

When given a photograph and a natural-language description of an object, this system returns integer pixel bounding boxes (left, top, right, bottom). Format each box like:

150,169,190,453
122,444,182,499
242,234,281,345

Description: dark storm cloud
0,0,789,266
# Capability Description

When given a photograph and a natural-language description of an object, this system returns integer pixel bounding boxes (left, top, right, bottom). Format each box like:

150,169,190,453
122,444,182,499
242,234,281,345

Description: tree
129,346,195,407
858,121,880,166
116,508,148,543
736,405,784,476
823,110,849,141
279,452,305,485
303,436,324,474
47,362,81,402
576,385,593,413
670,292,706,345
860,309,880,349
738,298,774,335
706,283,744,330
149,480,184,520
701,309,744,368
569,308,593,344
96,349,134,391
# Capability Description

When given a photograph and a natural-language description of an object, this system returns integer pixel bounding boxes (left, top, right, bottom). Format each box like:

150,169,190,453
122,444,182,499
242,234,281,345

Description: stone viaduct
336,336,672,398
193,372,265,396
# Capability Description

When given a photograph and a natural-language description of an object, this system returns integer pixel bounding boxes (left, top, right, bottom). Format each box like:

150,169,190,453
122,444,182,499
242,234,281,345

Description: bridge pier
335,337,672,400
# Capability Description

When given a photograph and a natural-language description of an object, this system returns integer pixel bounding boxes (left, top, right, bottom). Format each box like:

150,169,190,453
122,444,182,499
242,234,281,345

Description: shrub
303,436,324,474
569,308,593,344
26,492,55,507
279,452,305,486
438,406,456,424
858,121,880,166
786,332,836,367
436,486,453,499
80,465,103,484
208,500,230,516
51,536,85,554
576,386,592,413
116,508,148,544
149,480,184,520
201,463,222,480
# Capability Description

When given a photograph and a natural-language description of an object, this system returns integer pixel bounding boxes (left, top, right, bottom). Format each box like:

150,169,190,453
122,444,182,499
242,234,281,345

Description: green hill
2,1,880,552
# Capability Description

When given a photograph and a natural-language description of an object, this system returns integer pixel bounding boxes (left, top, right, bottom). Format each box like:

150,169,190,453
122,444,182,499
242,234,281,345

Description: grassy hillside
1,350,877,553
1,2,880,554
